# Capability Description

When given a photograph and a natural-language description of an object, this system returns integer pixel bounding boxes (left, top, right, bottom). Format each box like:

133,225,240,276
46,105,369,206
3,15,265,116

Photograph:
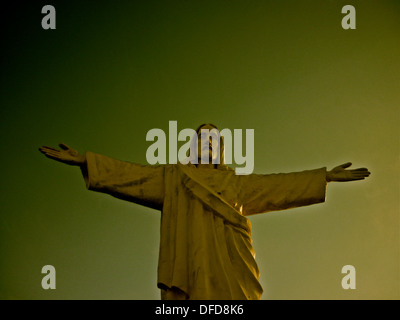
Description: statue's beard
198,146,219,163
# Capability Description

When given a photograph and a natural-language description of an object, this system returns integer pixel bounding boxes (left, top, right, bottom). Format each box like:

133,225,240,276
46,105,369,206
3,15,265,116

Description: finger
339,162,352,169
39,147,60,152
59,143,70,150
39,148,59,155
352,174,369,179
350,169,370,174
350,172,370,179
43,151,61,158
350,170,369,175
354,170,370,175
352,168,369,172
39,146,60,152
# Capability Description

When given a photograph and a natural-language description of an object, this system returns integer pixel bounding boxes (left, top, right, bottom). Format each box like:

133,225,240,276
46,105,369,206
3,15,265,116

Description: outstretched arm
39,143,85,166
238,168,327,215
39,143,165,210
326,162,370,182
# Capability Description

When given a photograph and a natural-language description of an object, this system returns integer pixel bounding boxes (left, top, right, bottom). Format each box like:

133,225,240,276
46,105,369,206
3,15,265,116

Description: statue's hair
188,123,226,167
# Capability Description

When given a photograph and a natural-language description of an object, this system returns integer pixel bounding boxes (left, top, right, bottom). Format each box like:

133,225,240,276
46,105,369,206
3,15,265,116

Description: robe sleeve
237,168,327,216
80,151,165,210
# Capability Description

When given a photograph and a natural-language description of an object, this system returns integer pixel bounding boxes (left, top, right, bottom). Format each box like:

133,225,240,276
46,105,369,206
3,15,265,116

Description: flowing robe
81,152,327,300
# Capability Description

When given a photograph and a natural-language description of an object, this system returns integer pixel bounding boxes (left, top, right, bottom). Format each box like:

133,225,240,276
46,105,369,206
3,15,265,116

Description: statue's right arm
39,143,165,210
39,143,85,166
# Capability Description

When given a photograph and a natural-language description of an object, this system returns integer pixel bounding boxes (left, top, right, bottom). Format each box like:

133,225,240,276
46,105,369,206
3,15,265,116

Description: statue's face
196,124,220,163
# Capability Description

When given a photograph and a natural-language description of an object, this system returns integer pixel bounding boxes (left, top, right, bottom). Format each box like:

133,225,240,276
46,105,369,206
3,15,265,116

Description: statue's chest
187,169,242,213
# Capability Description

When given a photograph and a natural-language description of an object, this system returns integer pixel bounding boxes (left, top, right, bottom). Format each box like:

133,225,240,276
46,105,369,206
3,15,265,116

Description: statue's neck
196,162,216,170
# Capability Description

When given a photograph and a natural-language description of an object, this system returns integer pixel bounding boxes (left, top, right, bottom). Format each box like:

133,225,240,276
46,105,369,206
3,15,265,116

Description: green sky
1,0,399,299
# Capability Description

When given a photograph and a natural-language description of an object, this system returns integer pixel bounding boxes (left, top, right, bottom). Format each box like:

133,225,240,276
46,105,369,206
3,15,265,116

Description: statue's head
189,123,225,166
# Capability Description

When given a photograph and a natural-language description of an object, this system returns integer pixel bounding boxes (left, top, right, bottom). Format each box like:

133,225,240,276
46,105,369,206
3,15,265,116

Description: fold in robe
82,152,327,299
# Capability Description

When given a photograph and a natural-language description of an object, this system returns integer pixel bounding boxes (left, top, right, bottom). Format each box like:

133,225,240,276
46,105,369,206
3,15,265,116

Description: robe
81,152,327,300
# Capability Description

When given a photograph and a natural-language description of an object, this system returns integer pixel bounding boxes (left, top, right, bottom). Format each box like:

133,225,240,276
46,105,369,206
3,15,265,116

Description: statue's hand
326,162,370,182
39,143,85,166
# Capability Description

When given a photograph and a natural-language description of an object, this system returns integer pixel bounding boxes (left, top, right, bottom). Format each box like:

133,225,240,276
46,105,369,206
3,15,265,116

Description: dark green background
1,0,399,299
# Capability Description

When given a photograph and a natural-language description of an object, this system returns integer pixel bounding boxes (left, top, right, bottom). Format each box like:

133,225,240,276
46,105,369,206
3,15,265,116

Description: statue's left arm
237,167,328,215
237,163,370,216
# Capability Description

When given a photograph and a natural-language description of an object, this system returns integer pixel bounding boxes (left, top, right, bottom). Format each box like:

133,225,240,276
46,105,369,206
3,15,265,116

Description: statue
39,123,370,300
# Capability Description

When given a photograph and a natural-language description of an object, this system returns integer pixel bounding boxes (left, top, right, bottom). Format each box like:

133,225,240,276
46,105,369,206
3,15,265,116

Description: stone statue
39,123,370,300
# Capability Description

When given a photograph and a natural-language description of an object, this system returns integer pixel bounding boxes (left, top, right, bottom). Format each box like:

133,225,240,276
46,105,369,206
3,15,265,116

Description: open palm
327,162,370,182
39,143,85,166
